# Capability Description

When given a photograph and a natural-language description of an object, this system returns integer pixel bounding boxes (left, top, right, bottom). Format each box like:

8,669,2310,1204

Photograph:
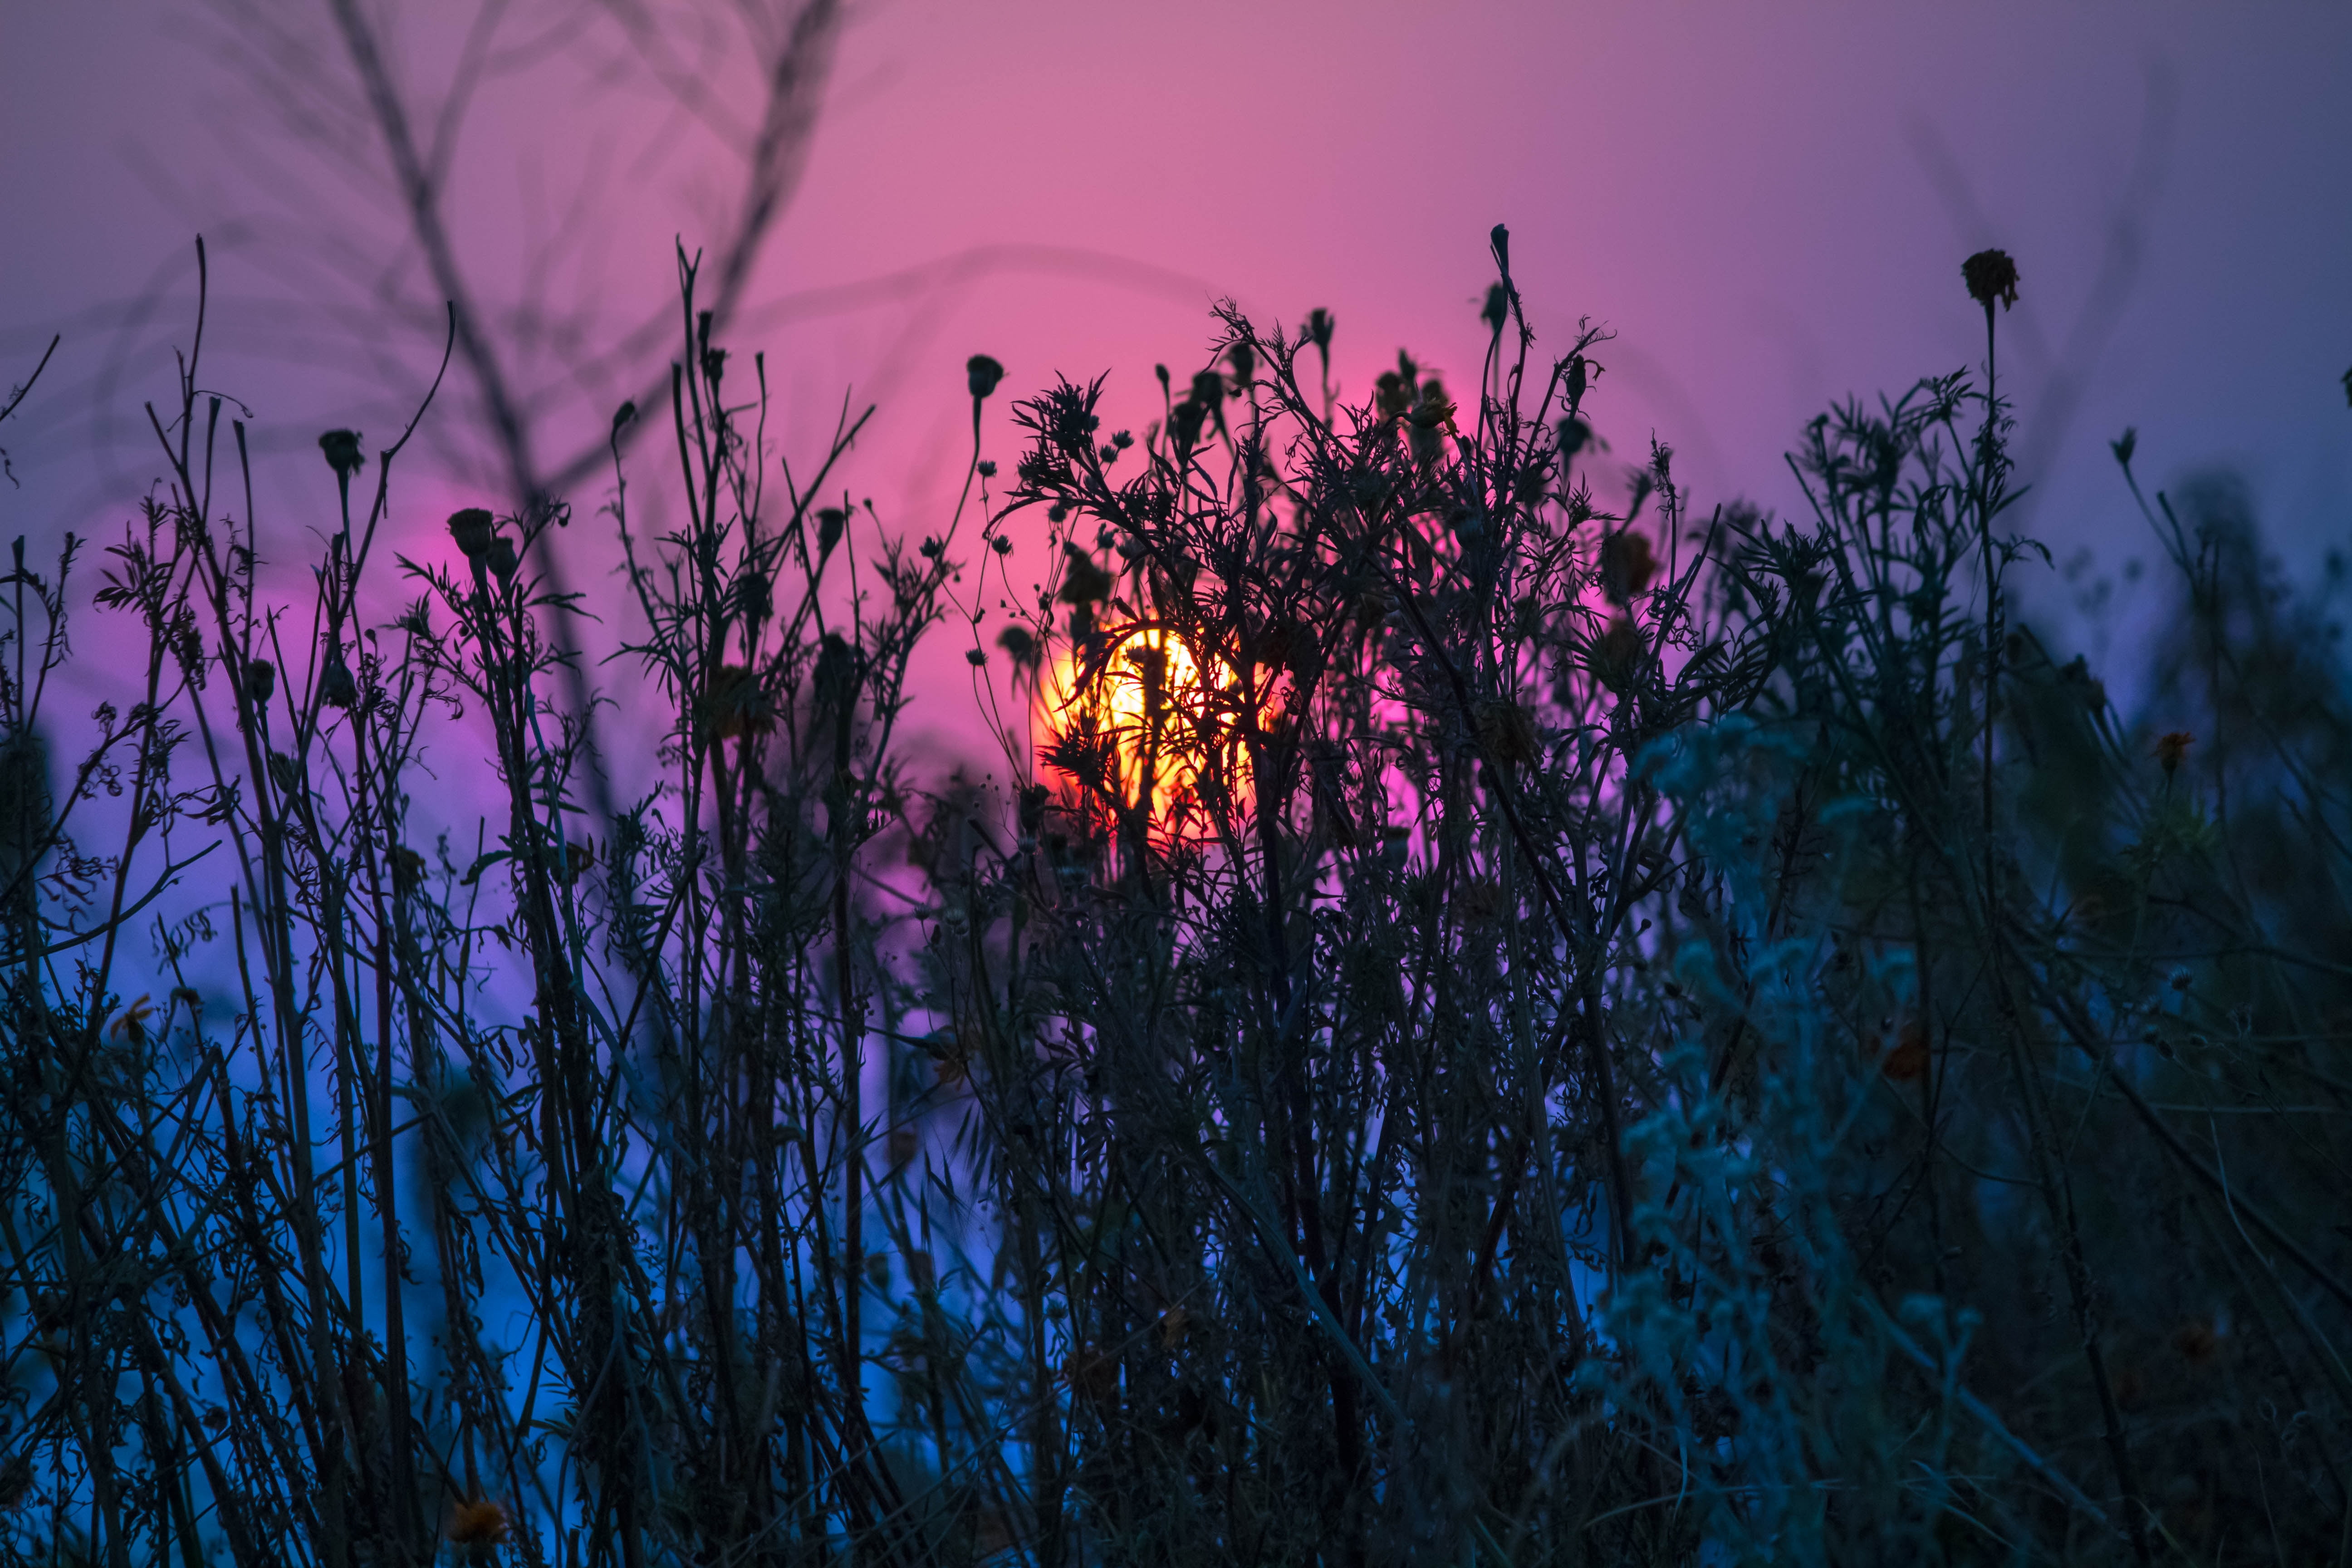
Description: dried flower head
1056,546,1114,608
699,665,774,740
1599,529,1658,605
1590,617,1645,692
447,508,496,560
966,354,1004,400
1962,249,2020,313
1472,698,1539,766
2154,730,2194,777
1225,341,1255,392
317,429,365,479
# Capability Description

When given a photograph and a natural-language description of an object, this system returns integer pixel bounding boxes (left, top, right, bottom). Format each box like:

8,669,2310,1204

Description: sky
4,0,2350,763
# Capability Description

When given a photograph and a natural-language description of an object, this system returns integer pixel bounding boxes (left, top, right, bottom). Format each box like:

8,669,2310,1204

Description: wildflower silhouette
1962,247,2021,313
1599,528,1658,604
447,506,495,559
108,994,154,1044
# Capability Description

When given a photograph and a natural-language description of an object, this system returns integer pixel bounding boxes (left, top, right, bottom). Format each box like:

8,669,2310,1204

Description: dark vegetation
1,228,2348,1566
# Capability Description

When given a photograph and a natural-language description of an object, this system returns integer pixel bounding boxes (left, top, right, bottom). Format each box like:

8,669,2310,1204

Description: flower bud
1482,282,1509,335
318,429,364,479
966,354,1005,400
2154,730,2194,777
448,508,495,560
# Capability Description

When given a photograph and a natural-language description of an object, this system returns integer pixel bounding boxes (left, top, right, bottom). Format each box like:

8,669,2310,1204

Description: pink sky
5,0,2349,769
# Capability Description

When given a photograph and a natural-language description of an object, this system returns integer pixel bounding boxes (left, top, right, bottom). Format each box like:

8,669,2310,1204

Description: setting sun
1042,625,1246,824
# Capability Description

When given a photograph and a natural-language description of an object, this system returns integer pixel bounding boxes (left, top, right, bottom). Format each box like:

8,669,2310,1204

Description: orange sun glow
1042,626,1248,823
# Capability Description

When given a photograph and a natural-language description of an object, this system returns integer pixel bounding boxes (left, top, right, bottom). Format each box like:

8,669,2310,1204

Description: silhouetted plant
1,228,2347,1568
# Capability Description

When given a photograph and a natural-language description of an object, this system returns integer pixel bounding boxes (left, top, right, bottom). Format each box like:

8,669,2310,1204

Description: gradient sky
5,0,2350,753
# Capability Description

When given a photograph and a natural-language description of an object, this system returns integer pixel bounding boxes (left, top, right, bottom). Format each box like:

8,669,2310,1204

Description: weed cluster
0,230,2346,1566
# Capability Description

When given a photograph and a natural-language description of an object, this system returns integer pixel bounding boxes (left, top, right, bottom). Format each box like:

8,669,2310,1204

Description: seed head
966,354,1005,400
1962,249,2020,313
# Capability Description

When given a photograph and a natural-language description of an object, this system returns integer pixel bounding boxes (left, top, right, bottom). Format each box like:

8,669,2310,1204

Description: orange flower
109,994,155,1044
447,1498,511,1549
1882,1019,1930,1082
2153,730,2194,777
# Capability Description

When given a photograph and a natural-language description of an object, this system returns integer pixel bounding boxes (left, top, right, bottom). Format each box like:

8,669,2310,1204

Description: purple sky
5,0,2350,749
